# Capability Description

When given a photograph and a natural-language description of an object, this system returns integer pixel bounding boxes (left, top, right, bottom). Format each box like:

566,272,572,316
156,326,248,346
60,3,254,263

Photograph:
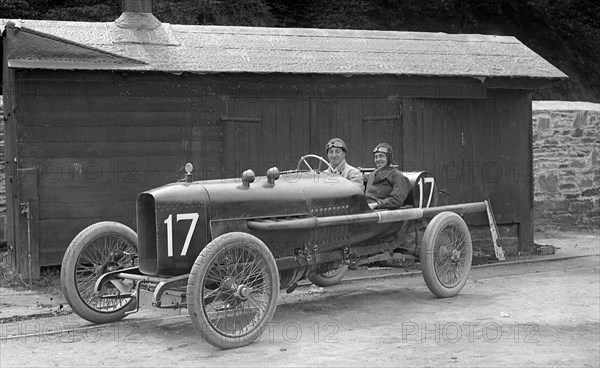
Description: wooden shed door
360,114,402,168
311,98,402,168
221,117,264,177
222,97,402,175
11,167,40,280
221,98,312,175
401,98,485,214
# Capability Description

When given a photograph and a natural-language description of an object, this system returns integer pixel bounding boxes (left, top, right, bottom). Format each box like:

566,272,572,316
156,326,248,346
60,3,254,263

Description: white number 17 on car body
417,177,436,208
164,213,199,257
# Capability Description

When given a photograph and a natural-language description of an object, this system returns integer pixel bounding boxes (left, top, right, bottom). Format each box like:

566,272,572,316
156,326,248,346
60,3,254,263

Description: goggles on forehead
326,142,345,150
373,147,389,154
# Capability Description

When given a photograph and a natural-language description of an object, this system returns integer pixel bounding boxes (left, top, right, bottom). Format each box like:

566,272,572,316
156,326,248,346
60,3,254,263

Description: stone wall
0,96,5,243
532,101,600,231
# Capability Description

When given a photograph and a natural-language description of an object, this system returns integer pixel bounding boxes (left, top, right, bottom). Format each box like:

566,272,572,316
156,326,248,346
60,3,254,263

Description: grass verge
0,249,61,293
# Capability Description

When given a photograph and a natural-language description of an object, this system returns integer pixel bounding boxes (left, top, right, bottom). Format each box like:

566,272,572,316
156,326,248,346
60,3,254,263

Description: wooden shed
1,4,566,278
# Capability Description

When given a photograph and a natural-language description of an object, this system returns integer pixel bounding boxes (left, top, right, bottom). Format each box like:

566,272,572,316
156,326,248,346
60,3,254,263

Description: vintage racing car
61,154,494,349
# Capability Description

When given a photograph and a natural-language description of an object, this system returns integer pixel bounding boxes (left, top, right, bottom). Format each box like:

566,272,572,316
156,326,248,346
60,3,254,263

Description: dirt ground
1,250,598,368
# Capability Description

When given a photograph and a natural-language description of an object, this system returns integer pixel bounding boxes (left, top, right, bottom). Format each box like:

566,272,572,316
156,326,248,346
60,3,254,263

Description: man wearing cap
324,138,364,190
365,142,411,210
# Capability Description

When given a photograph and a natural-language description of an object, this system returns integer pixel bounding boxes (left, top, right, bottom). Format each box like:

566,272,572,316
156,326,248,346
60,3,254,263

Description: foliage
153,0,274,26
45,2,121,22
0,250,61,290
0,0,274,25
526,0,600,101
0,0,55,19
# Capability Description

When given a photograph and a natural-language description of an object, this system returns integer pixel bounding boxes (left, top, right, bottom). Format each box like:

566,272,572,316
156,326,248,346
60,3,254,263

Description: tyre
420,212,472,298
61,221,138,323
308,264,348,287
187,232,279,349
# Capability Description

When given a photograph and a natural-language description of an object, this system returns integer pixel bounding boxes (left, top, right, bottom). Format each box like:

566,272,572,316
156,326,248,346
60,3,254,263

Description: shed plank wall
402,90,532,239
10,70,531,266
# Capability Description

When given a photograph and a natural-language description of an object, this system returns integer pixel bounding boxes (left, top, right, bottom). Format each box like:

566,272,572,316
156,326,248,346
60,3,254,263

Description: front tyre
308,264,348,287
420,212,472,298
61,221,138,323
187,232,279,349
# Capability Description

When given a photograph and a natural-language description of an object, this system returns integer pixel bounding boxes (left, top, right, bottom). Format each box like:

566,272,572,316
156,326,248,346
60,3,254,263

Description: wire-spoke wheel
61,221,138,323
187,232,279,349
421,212,472,298
308,263,348,287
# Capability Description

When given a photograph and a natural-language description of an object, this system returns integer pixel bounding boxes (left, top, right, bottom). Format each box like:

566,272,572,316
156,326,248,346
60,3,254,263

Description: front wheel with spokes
61,221,138,323
420,212,472,298
187,232,279,349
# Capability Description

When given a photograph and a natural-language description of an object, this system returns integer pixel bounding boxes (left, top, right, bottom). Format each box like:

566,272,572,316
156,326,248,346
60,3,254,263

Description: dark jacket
365,166,411,209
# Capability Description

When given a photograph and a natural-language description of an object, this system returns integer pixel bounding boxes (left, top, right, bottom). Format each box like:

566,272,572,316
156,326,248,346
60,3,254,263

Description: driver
324,138,364,190
365,143,411,210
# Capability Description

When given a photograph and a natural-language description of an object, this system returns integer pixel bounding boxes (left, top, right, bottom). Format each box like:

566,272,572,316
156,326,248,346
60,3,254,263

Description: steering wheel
297,154,335,172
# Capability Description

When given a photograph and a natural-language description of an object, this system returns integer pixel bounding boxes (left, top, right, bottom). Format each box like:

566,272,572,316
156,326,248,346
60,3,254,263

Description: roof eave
484,75,568,90
7,59,145,70
3,62,569,88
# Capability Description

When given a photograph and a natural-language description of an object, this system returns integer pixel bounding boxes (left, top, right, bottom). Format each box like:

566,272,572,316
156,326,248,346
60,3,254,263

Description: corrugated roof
1,18,567,80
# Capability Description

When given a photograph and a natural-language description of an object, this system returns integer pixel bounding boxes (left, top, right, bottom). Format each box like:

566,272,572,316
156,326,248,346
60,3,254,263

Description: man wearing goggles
324,138,364,190
365,143,411,210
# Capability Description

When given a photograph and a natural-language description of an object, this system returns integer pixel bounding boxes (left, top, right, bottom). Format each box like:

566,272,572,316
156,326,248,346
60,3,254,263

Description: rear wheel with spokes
61,221,138,323
420,212,472,298
187,232,279,349
308,263,348,287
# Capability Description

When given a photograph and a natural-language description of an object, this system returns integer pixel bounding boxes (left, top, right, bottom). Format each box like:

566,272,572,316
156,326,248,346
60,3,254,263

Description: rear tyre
308,264,348,287
420,212,472,298
61,221,138,323
187,232,279,349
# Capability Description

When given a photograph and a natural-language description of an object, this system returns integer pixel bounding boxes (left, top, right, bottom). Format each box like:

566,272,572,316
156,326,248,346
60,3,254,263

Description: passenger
324,137,364,190
365,143,411,210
